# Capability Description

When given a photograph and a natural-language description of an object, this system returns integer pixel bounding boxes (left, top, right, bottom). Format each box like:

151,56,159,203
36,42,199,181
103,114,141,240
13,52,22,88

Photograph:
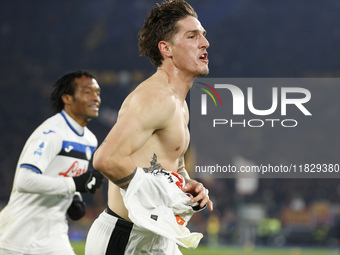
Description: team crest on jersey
85,146,92,160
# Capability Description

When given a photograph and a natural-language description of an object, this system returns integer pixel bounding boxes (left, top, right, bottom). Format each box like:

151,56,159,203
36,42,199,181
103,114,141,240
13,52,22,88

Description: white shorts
85,208,182,255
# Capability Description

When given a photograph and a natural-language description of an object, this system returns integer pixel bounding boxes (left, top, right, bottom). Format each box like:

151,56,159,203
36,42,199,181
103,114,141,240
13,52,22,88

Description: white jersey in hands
121,168,205,250
0,111,97,254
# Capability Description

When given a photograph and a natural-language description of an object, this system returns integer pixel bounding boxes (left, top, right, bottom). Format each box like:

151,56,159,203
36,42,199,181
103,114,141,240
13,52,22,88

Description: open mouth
199,53,208,61
89,105,99,111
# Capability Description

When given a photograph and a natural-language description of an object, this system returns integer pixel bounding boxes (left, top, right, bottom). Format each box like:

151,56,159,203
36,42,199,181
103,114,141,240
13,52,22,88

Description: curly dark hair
138,0,197,67
50,70,95,113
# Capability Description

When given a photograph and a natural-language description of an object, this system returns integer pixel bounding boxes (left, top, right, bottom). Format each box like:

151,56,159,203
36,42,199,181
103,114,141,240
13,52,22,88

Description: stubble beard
196,66,209,78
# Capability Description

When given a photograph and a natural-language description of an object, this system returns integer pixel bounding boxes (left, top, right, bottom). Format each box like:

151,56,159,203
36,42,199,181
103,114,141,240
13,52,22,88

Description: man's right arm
93,88,176,189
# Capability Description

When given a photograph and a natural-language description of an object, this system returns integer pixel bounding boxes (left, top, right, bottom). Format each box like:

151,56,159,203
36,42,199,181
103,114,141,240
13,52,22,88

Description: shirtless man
85,1,213,254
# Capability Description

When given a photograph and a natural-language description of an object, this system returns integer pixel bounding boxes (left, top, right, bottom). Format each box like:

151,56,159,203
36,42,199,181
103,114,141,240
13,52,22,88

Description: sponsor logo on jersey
59,161,86,177
43,130,55,135
65,145,74,153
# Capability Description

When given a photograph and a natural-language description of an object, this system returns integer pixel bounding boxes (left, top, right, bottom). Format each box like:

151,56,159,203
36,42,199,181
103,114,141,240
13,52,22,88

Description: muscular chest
158,104,190,155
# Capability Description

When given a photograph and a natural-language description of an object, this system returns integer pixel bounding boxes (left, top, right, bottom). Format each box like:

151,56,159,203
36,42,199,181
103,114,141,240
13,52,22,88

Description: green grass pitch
71,241,338,255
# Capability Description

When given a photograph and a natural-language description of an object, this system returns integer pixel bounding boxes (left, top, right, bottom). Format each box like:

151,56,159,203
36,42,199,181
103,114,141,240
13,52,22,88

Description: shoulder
134,85,176,110
40,113,63,127
32,113,69,143
128,83,177,128
34,114,62,134
22,114,63,153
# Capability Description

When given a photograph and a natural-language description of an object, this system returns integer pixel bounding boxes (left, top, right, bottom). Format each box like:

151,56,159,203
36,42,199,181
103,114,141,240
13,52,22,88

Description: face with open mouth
170,15,210,78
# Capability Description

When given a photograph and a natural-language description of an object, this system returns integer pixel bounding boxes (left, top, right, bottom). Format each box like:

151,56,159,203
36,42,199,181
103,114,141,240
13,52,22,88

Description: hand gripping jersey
121,168,205,250
0,111,97,254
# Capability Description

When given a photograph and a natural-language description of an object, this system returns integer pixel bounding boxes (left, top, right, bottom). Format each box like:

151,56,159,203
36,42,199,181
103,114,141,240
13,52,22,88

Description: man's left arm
177,156,213,211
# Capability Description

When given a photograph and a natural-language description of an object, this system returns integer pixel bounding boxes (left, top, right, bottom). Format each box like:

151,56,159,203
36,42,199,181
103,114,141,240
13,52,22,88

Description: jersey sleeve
16,167,76,195
19,128,62,174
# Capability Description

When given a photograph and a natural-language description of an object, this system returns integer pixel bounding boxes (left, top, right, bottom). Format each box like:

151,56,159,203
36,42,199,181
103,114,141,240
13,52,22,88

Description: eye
83,90,92,95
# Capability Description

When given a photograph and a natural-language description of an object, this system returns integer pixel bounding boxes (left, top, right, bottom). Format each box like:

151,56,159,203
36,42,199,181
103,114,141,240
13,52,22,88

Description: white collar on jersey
61,110,85,136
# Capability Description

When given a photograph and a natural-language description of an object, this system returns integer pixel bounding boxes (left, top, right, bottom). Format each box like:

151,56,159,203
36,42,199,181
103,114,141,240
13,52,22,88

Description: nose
200,35,210,49
96,94,101,104
92,91,101,104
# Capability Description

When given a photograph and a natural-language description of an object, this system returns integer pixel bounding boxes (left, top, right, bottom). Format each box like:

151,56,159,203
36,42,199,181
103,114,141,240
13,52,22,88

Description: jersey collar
61,111,85,136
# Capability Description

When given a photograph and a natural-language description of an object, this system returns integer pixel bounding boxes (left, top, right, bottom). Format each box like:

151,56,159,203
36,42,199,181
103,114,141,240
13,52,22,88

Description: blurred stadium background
1,0,340,253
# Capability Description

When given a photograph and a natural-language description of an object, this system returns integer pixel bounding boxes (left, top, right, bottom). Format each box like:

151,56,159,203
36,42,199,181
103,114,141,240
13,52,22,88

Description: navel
175,146,181,151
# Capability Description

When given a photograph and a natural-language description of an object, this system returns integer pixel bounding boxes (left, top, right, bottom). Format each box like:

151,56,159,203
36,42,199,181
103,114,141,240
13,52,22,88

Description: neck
157,66,194,101
62,109,88,127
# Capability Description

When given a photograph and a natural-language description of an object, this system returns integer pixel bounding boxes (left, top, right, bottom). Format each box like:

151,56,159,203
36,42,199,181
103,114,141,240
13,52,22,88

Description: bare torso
107,72,190,220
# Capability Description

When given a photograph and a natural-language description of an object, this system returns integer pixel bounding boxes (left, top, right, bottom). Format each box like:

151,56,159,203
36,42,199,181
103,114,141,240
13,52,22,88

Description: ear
61,94,73,106
158,41,172,58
